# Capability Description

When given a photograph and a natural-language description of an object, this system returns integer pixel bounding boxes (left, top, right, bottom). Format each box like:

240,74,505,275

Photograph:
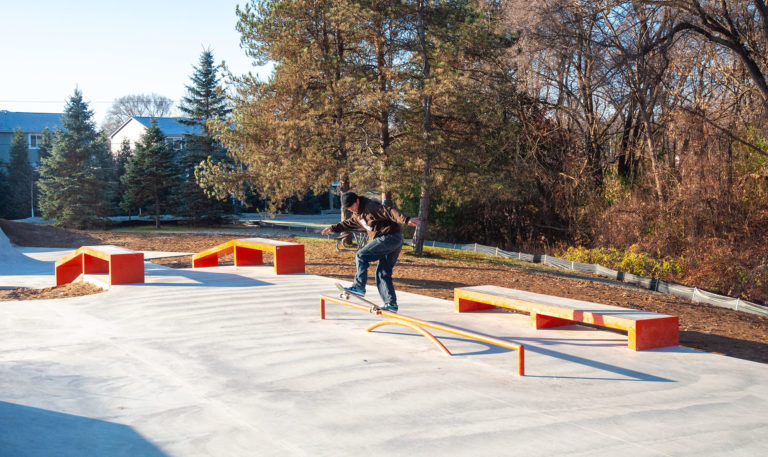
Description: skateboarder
322,192,420,312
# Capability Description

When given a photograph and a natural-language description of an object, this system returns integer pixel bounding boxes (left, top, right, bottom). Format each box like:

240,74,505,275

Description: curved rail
367,320,452,356
320,294,524,376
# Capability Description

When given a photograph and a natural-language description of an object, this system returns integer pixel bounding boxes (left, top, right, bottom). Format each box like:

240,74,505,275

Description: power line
0,100,113,104
0,99,184,104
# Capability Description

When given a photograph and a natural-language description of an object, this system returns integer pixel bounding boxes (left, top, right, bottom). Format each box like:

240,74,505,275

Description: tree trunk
338,173,350,223
381,189,392,207
412,0,432,255
374,9,393,209
638,104,664,202
413,157,430,252
618,99,637,181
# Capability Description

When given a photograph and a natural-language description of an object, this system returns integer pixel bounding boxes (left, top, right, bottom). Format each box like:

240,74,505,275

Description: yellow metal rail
320,295,525,376
366,321,452,356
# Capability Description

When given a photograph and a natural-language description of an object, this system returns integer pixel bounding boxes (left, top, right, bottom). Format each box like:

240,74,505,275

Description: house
0,111,64,167
109,117,201,155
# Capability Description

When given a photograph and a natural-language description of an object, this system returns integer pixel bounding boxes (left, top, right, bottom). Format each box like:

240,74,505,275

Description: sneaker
381,304,398,313
344,286,366,297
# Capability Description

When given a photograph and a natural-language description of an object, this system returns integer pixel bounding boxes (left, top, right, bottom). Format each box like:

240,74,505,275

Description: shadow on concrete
141,264,274,288
0,256,52,276
370,325,674,382
0,401,169,457
510,338,676,382
0,243,53,277
680,330,768,364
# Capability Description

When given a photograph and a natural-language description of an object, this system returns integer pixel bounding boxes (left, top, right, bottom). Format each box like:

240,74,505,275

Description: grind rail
320,294,525,376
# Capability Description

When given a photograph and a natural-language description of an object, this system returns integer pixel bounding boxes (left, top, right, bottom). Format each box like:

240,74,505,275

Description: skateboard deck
335,283,382,314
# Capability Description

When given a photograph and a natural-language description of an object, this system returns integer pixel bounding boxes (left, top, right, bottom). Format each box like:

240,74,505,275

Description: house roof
0,111,64,133
132,117,201,137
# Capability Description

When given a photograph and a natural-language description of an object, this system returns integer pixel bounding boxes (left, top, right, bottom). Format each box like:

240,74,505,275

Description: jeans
352,233,403,305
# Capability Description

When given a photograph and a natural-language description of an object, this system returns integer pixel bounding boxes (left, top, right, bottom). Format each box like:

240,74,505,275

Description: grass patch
403,244,563,274
108,225,192,233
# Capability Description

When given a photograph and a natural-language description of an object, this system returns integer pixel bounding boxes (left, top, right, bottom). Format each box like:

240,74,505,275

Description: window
166,137,184,151
29,134,42,149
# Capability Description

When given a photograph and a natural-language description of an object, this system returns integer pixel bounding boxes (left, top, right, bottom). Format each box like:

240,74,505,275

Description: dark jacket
330,197,410,239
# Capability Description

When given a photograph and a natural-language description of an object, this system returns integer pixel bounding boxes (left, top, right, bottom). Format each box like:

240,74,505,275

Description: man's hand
322,227,333,236
408,218,420,227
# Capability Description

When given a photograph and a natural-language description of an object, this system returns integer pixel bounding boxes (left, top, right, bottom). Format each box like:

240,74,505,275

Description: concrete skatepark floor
1,248,767,455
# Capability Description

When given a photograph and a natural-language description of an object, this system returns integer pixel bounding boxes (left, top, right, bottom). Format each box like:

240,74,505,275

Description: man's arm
373,202,420,227
321,217,360,235
377,205,411,225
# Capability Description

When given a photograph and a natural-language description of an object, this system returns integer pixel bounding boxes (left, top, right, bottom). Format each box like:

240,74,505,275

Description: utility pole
30,163,36,218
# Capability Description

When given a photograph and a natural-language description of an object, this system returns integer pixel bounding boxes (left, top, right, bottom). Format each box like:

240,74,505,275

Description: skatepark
1,230,767,456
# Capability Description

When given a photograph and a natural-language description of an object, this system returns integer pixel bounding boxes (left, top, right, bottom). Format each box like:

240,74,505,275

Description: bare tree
511,0,627,182
102,93,175,135
599,2,679,200
649,0,768,113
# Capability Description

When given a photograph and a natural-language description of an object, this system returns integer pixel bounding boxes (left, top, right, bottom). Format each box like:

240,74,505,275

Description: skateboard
335,282,382,314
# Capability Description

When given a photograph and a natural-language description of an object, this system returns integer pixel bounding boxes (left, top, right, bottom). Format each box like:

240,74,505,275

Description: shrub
559,244,683,278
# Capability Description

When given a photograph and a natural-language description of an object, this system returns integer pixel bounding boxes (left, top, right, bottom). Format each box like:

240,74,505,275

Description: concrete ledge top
457,285,677,320
236,237,302,246
79,245,142,255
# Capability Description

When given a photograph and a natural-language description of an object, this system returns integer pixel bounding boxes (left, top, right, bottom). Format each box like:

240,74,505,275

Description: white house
109,117,201,155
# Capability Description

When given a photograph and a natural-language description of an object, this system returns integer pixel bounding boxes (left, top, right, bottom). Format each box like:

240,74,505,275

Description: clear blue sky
0,0,270,125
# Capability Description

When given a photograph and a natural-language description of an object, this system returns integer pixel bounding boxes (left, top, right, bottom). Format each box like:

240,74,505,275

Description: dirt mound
0,219,99,248
0,282,104,300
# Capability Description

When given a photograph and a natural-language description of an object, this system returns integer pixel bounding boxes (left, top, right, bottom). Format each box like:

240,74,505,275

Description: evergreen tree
177,49,231,220
35,128,54,164
32,128,55,217
113,139,133,215
0,167,10,219
7,129,34,219
38,89,115,228
120,119,181,228
200,1,401,214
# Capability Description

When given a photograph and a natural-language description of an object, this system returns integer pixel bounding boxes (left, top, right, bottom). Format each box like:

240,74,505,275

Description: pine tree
177,49,230,220
179,50,230,136
38,89,115,228
201,1,397,213
0,167,10,219
120,119,181,228
35,128,54,164
7,129,34,219
32,128,55,217
202,0,513,231
113,139,133,215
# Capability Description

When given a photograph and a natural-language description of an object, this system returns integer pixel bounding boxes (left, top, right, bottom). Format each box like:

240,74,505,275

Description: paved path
1,259,767,456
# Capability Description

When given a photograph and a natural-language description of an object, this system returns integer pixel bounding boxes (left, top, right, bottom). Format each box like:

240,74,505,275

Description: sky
0,0,271,126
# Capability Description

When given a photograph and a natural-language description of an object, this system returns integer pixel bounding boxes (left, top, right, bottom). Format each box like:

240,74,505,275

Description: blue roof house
109,117,201,155
0,111,64,167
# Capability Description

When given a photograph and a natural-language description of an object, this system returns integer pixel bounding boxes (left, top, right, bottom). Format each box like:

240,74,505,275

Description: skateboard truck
336,283,382,314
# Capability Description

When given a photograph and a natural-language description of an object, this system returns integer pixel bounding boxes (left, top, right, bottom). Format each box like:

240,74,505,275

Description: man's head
341,192,359,212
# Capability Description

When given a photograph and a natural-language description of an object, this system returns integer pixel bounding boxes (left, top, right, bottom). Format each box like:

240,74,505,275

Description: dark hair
341,192,358,208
